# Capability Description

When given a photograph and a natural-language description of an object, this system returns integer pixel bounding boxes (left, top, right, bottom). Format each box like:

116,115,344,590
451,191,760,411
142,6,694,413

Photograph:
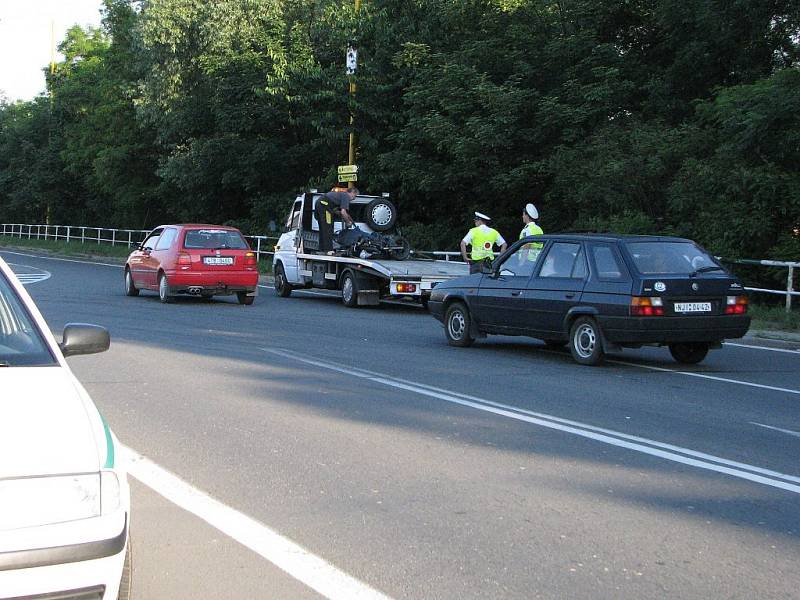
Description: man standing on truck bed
460,211,507,274
315,187,359,252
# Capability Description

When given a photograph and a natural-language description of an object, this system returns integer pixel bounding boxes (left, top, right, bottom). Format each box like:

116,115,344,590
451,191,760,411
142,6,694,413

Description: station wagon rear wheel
569,317,604,365
445,302,474,347
669,342,709,365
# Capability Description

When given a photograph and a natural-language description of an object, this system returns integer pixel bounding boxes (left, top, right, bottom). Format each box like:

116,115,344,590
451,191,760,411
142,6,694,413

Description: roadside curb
744,329,800,347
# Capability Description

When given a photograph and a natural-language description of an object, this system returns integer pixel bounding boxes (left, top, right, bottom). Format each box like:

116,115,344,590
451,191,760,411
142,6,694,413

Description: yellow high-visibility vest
520,222,544,259
519,222,543,239
469,226,501,260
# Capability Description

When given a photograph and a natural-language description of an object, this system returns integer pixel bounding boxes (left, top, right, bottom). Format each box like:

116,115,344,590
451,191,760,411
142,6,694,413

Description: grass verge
748,303,800,332
0,235,131,259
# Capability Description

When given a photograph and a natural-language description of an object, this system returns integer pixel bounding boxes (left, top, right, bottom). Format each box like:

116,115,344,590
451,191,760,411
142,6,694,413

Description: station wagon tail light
244,252,257,267
177,252,192,266
396,283,417,293
631,296,664,316
725,295,748,314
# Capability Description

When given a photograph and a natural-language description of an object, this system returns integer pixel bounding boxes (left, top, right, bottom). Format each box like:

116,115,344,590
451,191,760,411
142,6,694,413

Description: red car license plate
203,256,234,266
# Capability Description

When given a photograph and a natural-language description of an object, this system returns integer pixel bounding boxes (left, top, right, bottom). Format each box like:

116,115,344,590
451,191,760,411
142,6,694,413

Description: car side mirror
59,324,110,357
480,257,494,275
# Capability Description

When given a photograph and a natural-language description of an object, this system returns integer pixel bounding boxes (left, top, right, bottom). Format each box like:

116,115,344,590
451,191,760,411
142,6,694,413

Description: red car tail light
177,252,192,266
243,252,257,267
631,296,664,316
725,295,748,314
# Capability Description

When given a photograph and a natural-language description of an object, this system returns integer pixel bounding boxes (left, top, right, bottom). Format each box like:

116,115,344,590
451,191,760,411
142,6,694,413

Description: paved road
4,248,800,599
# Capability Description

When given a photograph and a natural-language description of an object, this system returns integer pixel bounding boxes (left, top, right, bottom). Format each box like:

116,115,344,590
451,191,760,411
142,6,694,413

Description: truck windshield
0,273,56,366
626,242,720,275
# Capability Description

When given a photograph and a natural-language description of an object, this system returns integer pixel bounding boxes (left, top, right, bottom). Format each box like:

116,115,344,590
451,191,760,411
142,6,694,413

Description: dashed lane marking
751,422,800,439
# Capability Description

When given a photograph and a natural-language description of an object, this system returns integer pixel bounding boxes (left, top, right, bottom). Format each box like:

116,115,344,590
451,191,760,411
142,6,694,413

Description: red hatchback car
124,224,259,304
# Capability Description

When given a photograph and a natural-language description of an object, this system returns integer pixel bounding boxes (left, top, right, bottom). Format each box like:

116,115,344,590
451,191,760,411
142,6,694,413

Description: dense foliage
0,0,798,259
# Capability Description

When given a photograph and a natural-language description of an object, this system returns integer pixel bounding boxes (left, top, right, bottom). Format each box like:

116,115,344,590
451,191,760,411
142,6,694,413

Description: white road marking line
14,274,52,284
606,358,800,395
122,445,391,600
751,422,800,439
263,348,800,495
725,342,800,354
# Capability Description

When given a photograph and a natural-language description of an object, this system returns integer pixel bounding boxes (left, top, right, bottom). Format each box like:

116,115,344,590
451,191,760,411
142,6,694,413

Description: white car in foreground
0,256,131,600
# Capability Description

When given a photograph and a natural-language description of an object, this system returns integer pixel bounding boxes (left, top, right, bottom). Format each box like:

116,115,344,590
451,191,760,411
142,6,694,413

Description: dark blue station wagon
428,234,751,365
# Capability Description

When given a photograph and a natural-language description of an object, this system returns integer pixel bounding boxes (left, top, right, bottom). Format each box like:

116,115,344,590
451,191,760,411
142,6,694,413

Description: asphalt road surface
4,248,800,600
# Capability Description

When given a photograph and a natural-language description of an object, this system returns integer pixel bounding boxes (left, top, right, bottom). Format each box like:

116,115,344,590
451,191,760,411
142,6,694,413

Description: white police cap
525,203,539,219
474,211,491,221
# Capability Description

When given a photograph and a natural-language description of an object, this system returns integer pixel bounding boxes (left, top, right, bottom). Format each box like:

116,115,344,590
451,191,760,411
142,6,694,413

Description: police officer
518,203,544,264
460,212,507,274
315,187,358,252
520,203,543,239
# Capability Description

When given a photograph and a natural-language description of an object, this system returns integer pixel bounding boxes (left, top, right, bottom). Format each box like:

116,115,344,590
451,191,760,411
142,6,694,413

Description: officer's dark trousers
315,200,335,251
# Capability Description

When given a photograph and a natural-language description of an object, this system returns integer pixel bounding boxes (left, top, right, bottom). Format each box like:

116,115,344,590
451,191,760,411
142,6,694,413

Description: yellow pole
347,0,361,189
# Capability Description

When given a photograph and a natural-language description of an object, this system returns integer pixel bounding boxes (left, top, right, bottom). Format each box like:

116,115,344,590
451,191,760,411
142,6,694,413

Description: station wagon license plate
203,256,234,265
674,302,711,313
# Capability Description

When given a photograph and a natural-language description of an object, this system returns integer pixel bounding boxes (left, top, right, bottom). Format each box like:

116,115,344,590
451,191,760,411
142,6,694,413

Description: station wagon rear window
627,242,719,275
184,229,249,250
0,274,55,366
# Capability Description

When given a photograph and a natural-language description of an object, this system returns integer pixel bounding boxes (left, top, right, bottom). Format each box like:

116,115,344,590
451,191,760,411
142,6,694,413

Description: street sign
338,172,358,182
337,164,358,176
346,45,358,75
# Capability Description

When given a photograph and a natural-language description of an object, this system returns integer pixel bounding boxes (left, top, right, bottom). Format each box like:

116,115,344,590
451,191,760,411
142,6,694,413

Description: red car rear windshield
184,229,249,250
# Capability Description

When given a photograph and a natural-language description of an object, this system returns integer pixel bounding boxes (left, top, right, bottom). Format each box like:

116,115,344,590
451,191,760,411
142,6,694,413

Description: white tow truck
272,190,469,307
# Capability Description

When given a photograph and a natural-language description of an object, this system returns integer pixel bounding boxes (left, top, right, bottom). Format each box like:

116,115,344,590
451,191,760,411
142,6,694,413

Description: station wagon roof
521,233,695,244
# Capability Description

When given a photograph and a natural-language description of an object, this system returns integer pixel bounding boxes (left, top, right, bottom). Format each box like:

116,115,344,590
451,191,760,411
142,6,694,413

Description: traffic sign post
338,165,358,182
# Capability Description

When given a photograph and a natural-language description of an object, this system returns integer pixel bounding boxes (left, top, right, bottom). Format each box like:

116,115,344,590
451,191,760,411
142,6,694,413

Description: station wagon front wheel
445,302,474,347
569,317,604,365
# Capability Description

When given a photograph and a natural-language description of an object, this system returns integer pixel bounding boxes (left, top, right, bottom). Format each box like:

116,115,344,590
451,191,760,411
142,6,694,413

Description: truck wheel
341,272,360,308
364,198,397,232
274,263,293,297
669,342,709,364
569,317,604,365
444,302,474,347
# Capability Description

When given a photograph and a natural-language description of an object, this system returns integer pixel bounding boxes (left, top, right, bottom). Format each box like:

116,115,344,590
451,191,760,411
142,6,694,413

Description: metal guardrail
0,223,278,264
721,258,798,312
1,223,796,310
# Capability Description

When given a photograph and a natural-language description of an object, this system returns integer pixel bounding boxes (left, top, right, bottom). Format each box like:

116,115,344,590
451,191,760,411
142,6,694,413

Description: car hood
0,367,102,479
